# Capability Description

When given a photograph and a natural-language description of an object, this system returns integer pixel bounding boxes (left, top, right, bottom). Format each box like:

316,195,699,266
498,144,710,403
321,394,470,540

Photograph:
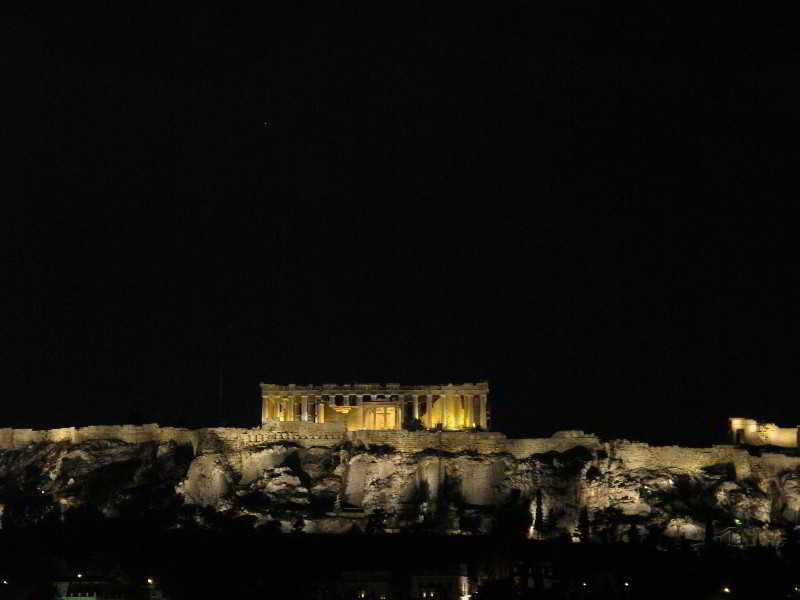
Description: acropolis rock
1,382,798,546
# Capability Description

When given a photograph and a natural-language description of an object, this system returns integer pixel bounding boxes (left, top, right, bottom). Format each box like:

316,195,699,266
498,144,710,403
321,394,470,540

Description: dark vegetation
1,508,799,599
1,447,799,598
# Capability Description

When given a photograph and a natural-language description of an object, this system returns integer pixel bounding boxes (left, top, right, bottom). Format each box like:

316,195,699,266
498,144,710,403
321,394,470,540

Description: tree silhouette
704,515,716,547
366,509,388,534
577,507,592,542
627,523,641,544
292,516,305,534
533,489,545,539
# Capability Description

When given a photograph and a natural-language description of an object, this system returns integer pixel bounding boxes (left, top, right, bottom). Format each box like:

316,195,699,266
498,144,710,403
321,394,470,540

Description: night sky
4,8,797,445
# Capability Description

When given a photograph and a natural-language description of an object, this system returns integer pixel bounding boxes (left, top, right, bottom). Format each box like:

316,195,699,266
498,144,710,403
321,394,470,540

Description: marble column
301,396,309,422
412,395,419,420
426,395,433,428
396,396,403,429
468,395,475,427
317,397,325,423
479,394,487,429
441,394,448,430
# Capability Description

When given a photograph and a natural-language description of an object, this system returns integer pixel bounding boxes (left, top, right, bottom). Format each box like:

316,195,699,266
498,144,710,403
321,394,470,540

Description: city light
77,574,82,579
2,580,8,585
722,586,731,594
147,578,154,585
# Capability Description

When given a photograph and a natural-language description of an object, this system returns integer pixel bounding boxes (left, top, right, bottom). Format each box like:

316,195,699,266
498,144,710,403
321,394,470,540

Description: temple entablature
260,382,489,432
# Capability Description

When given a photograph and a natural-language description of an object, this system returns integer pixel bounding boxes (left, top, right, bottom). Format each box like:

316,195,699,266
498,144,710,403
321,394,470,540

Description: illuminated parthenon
260,382,489,431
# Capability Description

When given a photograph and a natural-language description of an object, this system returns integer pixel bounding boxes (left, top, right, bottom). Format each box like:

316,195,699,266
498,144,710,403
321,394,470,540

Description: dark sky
3,8,797,445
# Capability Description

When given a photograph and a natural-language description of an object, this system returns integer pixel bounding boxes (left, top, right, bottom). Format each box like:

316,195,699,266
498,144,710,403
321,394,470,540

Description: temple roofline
260,382,489,395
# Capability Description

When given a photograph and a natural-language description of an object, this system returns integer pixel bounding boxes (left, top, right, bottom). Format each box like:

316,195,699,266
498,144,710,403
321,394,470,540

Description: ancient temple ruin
260,382,489,431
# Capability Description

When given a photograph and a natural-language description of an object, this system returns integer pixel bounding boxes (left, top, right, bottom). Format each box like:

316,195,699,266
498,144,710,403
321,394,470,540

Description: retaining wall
3,423,798,481
506,435,603,459
348,430,508,453
0,423,348,455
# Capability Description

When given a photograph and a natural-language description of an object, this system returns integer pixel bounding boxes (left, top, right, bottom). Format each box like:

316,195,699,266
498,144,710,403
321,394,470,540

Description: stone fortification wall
0,422,348,455
506,434,602,459
0,424,199,450
234,422,346,452
730,417,799,448
3,423,798,483
348,430,507,453
608,441,760,479
259,420,345,434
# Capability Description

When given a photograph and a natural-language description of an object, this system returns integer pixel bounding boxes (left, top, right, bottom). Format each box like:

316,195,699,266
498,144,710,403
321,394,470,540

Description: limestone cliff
1,425,799,546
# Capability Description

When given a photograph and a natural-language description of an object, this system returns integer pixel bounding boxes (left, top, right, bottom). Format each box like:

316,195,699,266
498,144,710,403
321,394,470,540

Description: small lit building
336,565,474,600
410,565,472,600
729,417,799,447
53,576,166,600
339,570,396,600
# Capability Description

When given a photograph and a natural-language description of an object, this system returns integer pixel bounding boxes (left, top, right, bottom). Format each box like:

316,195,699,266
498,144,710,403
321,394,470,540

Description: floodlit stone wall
236,422,346,452
0,422,348,455
2,420,795,485
0,424,183,449
610,441,749,472
730,417,799,447
347,430,508,453
506,434,603,459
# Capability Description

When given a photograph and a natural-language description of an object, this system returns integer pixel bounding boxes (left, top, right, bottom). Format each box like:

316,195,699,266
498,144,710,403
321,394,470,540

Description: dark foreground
1,512,799,600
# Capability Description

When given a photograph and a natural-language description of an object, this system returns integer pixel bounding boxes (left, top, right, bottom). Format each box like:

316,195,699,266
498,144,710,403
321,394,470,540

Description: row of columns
263,393,488,430
263,395,319,422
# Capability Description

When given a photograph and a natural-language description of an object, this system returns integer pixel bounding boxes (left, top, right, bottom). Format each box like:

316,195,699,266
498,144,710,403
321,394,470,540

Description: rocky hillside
1,432,799,546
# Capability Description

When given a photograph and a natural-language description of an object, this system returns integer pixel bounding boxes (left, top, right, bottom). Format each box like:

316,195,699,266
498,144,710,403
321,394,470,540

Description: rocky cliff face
2,432,799,546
